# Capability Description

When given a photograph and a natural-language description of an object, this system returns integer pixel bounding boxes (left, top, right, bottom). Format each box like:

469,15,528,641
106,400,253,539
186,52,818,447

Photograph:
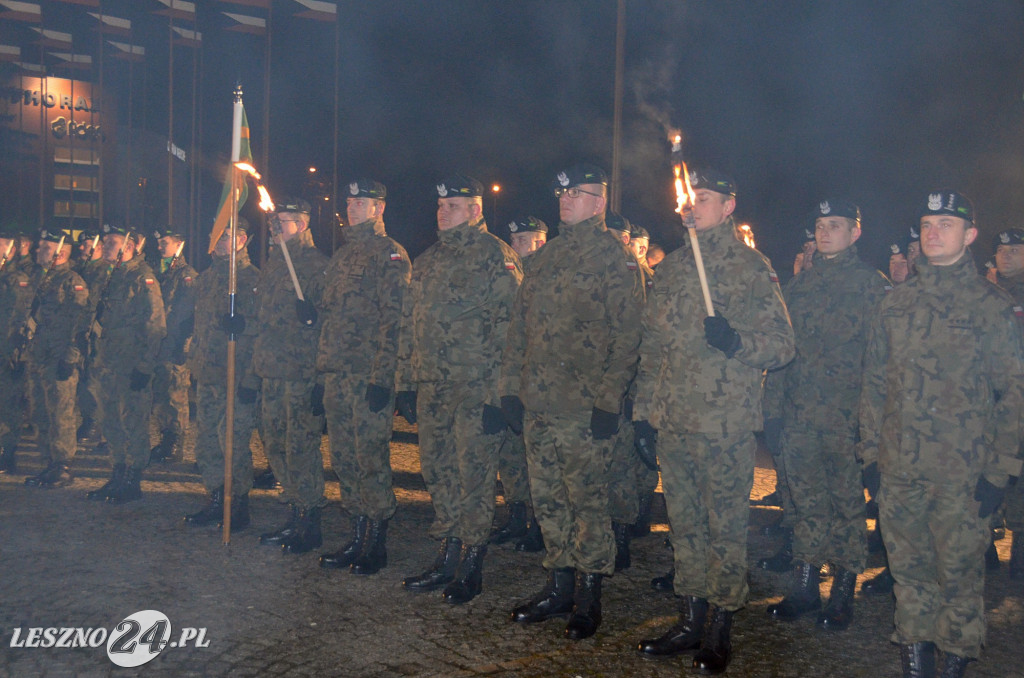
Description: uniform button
559,361,565,366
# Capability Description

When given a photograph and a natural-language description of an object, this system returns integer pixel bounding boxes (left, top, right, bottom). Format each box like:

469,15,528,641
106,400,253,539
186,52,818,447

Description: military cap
275,196,311,215
153,226,187,240
508,216,547,234
605,211,632,235
553,163,609,193
39,227,72,243
804,227,816,242
889,242,905,256
102,222,133,237
346,179,387,200
629,224,650,241
994,228,1024,249
919,190,974,224
689,168,737,197
908,224,920,242
435,175,483,198
76,229,100,244
814,198,861,223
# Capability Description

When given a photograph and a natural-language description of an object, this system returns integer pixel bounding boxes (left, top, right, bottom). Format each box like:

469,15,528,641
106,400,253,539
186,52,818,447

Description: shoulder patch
144,278,155,285
504,260,516,271
768,271,779,283
18,280,28,287
390,252,403,262
73,284,85,291
626,260,638,270
1015,305,1023,318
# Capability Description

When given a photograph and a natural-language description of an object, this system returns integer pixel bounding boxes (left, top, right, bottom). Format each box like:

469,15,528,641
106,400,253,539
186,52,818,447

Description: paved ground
1,419,1022,677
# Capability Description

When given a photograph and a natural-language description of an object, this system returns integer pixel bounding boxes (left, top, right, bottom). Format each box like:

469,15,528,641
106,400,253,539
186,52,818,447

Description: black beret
346,179,387,200
436,175,483,198
814,198,861,223
275,196,312,215
553,163,609,192
508,216,547,234
689,168,737,197
920,190,974,224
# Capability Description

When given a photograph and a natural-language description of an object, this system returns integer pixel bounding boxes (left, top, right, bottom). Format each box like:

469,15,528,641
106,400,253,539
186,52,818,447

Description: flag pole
222,83,244,545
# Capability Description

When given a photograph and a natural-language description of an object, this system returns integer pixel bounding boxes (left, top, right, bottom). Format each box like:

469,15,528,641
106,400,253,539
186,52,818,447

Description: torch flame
256,185,275,212
234,162,261,180
673,161,697,214
738,223,756,249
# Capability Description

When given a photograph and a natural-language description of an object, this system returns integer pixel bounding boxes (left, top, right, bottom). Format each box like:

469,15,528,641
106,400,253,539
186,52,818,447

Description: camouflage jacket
634,218,795,434
188,248,260,384
77,257,110,313
156,256,197,362
308,217,411,384
396,218,521,403
500,214,643,415
26,262,89,365
0,260,34,359
996,270,1024,305
95,256,166,375
250,231,328,382
860,252,1024,486
763,245,890,433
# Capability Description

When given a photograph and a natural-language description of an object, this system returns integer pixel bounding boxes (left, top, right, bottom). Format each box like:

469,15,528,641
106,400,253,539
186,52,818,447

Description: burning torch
671,134,715,317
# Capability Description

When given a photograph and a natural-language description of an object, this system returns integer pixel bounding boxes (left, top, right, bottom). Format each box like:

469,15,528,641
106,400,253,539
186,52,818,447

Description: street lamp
491,183,501,227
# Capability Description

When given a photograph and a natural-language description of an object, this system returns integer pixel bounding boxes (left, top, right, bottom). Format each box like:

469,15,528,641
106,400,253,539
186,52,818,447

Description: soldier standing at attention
86,224,166,504
397,175,521,604
0,225,34,474
633,170,794,674
252,197,329,555
763,199,890,630
860,191,1024,678
149,226,197,464
311,179,410,575
182,219,260,530
73,229,106,442
22,228,89,487
502,164,643,640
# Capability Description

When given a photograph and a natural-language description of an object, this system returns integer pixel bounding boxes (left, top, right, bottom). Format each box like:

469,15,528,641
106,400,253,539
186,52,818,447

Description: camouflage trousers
323,372,397,521
417,381,504,546
880,474,989,657
260,378,326,511
194,380,255,495
607,416,641,524
29,362,79,465
659,430,755,610
524,411,615,575
96,367,153,470
151,362,191,437
782,427,867,573
497,430,532,505
0,365,26,453
76,363,101,423
1005,476,1024,532
764,418,796,527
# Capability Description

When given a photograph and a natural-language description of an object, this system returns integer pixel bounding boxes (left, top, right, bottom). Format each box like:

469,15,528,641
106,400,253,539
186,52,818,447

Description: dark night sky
4,0,1024,274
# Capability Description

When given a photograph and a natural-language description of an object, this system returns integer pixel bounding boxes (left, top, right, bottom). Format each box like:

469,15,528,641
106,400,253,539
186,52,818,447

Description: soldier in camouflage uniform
992,227,1024,579
0,226,35,474
182,219,260,530
86,224,166,504
397,175,521,605
491,215,548,552
633,169,794,674
860,191,1024,678
73,230,106,442
251,197,329,554
762,199,890,632
22,229,89,487
503,164,643,640
149,227,197,463
308,180,410,575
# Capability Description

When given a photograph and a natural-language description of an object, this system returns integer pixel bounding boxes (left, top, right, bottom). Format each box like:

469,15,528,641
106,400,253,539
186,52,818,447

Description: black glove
633,420,659,470
395,390,417,424
365,383,391,413
974,476,1006,519
129,368,151,391
590,407,619,441
501,395,525,435
295,299,318,326
704,315,741,358
220,313,246,335
862,461,880,498
56,359,76,381
237,385,258,405
310,383,325,416
482,404,507,435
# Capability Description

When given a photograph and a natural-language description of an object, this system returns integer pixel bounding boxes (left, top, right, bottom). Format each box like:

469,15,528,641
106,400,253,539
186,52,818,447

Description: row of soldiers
2,162,1022,677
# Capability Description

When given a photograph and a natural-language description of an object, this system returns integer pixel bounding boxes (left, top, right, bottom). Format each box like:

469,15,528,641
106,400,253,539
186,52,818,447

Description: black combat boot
817,566,857,630
107,466,143,504
224,493,250,531
402,537,462,591
564,571,602,640
868,526,886,553
514,518,544,552
511,567,575,623
149,429,180,464
938,651,970,678
351,518,388,575
693,605,733,675
76,416,97,443
184,487,224,526
442,544,487,604
24,461,74,488
491,502,528,544
282,506,323,554
320,515,368,569
1010,534,1024,580
86,463,125,501
613,522,631,571
984,537,1000,572
0,446,17,474
651,566,675,592
259,504,299,545
631,491,653,538
862,566,895,594
899,641,936,678
766,561,821,620
757,530,794,572
637,595,709,657
751,489,783,507
252,468,281,490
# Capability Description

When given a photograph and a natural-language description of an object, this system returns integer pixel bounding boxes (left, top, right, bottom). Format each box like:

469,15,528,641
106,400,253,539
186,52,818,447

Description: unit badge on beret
927,194,942,211
819,201,830,215
508,221,518,233
910,226,919,238
349,183,359,196
890,244,900,254
1001,232,1011,244
557,172,569,187
437,184,448,197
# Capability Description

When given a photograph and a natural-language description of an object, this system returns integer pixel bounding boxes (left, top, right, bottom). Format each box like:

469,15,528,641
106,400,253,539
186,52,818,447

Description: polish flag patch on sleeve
1014,305,1023,318
768,271,779,283
390,252,402,261
18,281,28,287
144,278,155,285
73,284,85,291
504,261,516,271
626,260,638,271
